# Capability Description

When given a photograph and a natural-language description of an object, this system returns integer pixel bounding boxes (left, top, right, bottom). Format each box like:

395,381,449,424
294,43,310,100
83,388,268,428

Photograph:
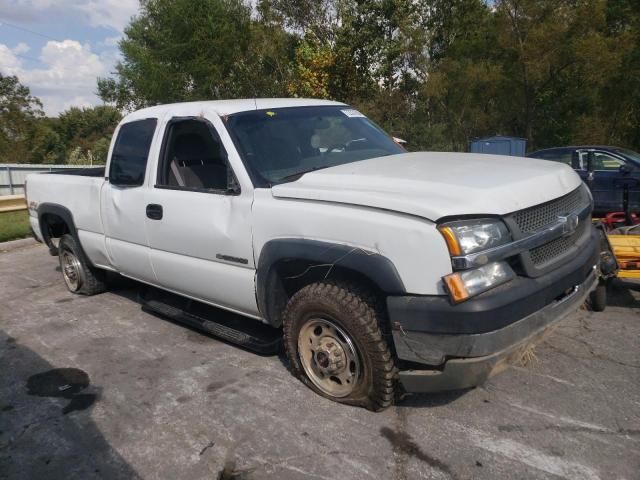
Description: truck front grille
505,185,591,276
529,222,587,267
513,187,585,233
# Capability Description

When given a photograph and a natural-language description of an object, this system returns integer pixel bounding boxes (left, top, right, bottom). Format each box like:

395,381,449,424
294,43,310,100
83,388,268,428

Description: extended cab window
157,118,234,193
109,118,157,186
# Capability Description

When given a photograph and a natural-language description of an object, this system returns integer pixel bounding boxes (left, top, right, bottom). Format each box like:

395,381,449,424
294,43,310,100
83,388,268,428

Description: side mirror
226,171,241,195
619,163,632,175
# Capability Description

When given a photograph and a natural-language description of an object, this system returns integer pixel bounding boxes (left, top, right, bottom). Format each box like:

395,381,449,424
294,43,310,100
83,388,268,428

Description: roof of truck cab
121,98,348,122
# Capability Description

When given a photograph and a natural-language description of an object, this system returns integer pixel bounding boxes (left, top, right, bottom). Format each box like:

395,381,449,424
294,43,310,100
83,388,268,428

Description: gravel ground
1,242,639,480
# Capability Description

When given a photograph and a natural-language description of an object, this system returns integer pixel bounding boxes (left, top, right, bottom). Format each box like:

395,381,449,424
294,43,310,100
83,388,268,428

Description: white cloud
0,0,139,115
13,42,30,55
101,36,122,48
78,0,139,32
0,40,106,115
0,44,23,74
0,0,139,33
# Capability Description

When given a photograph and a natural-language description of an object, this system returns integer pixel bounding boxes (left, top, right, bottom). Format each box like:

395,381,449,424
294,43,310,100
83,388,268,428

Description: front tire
58,234,106,295
283,281,397,411
588,280,607,312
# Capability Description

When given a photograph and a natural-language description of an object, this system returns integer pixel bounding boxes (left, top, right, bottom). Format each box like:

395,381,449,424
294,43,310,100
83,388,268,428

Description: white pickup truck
26,99,600,410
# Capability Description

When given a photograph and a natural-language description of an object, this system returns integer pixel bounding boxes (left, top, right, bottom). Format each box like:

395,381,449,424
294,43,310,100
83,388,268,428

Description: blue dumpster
469,136,527,156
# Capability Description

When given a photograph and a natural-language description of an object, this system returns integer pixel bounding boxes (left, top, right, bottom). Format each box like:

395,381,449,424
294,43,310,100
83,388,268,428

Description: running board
139,288,281,355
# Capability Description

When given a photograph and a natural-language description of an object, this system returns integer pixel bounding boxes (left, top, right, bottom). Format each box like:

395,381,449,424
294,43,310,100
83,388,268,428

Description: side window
157,118,235,193
591,152,625,171
109,119,157,187
542,151,573,167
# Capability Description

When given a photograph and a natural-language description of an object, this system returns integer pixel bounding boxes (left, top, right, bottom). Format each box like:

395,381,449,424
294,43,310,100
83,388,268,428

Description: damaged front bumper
388,234,599,393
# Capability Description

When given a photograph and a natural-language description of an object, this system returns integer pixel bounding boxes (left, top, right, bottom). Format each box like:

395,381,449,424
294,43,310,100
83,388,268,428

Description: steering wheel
324,142,346,154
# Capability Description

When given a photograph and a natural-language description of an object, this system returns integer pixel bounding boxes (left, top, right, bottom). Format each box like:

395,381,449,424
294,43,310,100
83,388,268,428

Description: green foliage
0,73,44,163
0,210,30,242
55,106,121,164
98,0,298,109
287,37,336,98
0,74,121,165
97,0,640,152
7,1,640,162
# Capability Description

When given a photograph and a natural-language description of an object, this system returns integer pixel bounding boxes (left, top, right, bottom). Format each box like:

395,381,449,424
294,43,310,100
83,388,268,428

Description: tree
98,0,297,110
100,0,640,152
55,106,121,164
0,74,44,163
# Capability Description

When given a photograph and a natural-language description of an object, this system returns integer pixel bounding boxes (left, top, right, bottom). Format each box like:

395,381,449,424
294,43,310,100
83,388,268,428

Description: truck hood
271,152,582,221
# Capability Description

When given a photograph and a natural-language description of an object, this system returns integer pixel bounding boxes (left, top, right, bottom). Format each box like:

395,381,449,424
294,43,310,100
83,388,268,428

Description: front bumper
389,226,599,393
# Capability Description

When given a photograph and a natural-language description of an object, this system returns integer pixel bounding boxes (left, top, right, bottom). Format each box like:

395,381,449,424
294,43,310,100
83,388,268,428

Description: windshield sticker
266,111,277,117
341,109,365,118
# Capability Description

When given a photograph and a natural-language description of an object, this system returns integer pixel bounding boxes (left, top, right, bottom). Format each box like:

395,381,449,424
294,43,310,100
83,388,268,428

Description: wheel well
42,213,70,238
264,259,385,328
40,213,70,254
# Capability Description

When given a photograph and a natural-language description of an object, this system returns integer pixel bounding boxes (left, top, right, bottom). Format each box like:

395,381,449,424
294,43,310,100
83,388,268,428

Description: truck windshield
224,106,404,186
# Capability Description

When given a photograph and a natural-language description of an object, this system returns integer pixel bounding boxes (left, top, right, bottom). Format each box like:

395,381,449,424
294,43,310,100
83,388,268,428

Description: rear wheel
283,281,397,411
58,234,106,295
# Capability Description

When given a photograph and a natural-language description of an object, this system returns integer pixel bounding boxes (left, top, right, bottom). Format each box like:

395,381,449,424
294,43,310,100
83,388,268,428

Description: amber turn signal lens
438,226,462,256
443,273,469,303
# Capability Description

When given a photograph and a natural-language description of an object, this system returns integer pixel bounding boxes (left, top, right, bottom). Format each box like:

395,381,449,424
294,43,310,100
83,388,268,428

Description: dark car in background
528,146,640,215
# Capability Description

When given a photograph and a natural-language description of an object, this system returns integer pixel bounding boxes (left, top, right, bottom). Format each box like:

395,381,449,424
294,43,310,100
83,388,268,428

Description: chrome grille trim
450,203,590,269
513,187,586,233
529,221,588,266
450,186,591,270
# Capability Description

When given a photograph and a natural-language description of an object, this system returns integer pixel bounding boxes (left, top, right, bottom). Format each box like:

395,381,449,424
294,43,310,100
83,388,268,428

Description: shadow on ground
0,330,140,480
108,275,469,411
603,278,640,308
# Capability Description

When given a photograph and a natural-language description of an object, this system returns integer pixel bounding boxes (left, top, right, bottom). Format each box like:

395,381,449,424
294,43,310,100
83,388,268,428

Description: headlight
438,219,511,256
443,261,515,303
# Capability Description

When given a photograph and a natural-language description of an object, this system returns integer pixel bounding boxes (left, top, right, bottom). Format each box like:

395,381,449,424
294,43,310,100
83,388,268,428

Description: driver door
144,114,259,317
587,150,631,213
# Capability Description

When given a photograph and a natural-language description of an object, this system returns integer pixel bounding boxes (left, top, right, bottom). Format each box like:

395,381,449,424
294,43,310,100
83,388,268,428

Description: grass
0,210,32,243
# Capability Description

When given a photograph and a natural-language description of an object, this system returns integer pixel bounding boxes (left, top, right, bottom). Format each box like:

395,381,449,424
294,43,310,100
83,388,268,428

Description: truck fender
37,203,86,260
255,238,406,327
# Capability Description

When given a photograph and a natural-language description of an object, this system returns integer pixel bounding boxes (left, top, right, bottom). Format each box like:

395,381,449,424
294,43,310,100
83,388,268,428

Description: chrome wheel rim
298,318,361,398
61,249,82,291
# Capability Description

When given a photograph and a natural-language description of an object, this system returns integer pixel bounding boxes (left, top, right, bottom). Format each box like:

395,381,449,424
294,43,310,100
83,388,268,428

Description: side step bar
139,287,281,355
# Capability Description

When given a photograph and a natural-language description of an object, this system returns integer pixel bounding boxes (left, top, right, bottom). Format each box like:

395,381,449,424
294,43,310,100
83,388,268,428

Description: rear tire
283,281,397,411
588,280,607,312
58,234,106,296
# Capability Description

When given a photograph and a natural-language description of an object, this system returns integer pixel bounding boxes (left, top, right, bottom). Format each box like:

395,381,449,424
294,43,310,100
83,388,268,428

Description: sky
0,0,141,116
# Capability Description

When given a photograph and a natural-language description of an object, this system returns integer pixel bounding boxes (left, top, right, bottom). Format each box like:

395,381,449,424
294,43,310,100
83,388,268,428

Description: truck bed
26,172,107,260
48,167,106,177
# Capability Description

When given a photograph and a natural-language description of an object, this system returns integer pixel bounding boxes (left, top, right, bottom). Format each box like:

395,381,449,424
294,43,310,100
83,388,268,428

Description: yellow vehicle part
608,234,640,278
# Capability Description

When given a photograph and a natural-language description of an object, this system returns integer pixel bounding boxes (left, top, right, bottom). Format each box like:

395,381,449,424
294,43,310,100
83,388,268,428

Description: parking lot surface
1,242,639,480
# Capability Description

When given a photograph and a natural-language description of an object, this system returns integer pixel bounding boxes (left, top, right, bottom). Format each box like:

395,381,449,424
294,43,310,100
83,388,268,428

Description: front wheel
283,281,397,411
588,280,607,312
58,234,106,295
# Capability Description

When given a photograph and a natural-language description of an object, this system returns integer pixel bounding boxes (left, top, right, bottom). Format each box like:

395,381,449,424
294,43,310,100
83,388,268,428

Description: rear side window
533,150,581,169
547,152,573,167
109,118,157,186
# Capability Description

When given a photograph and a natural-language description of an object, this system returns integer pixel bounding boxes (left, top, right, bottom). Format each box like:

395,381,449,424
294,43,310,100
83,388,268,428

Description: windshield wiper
277,165,332,184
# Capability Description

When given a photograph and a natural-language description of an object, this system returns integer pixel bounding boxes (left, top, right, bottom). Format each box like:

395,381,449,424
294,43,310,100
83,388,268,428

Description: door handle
146,204,163,220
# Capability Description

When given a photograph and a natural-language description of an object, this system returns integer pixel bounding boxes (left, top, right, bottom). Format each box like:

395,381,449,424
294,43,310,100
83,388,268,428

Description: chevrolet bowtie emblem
559,213,579,236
